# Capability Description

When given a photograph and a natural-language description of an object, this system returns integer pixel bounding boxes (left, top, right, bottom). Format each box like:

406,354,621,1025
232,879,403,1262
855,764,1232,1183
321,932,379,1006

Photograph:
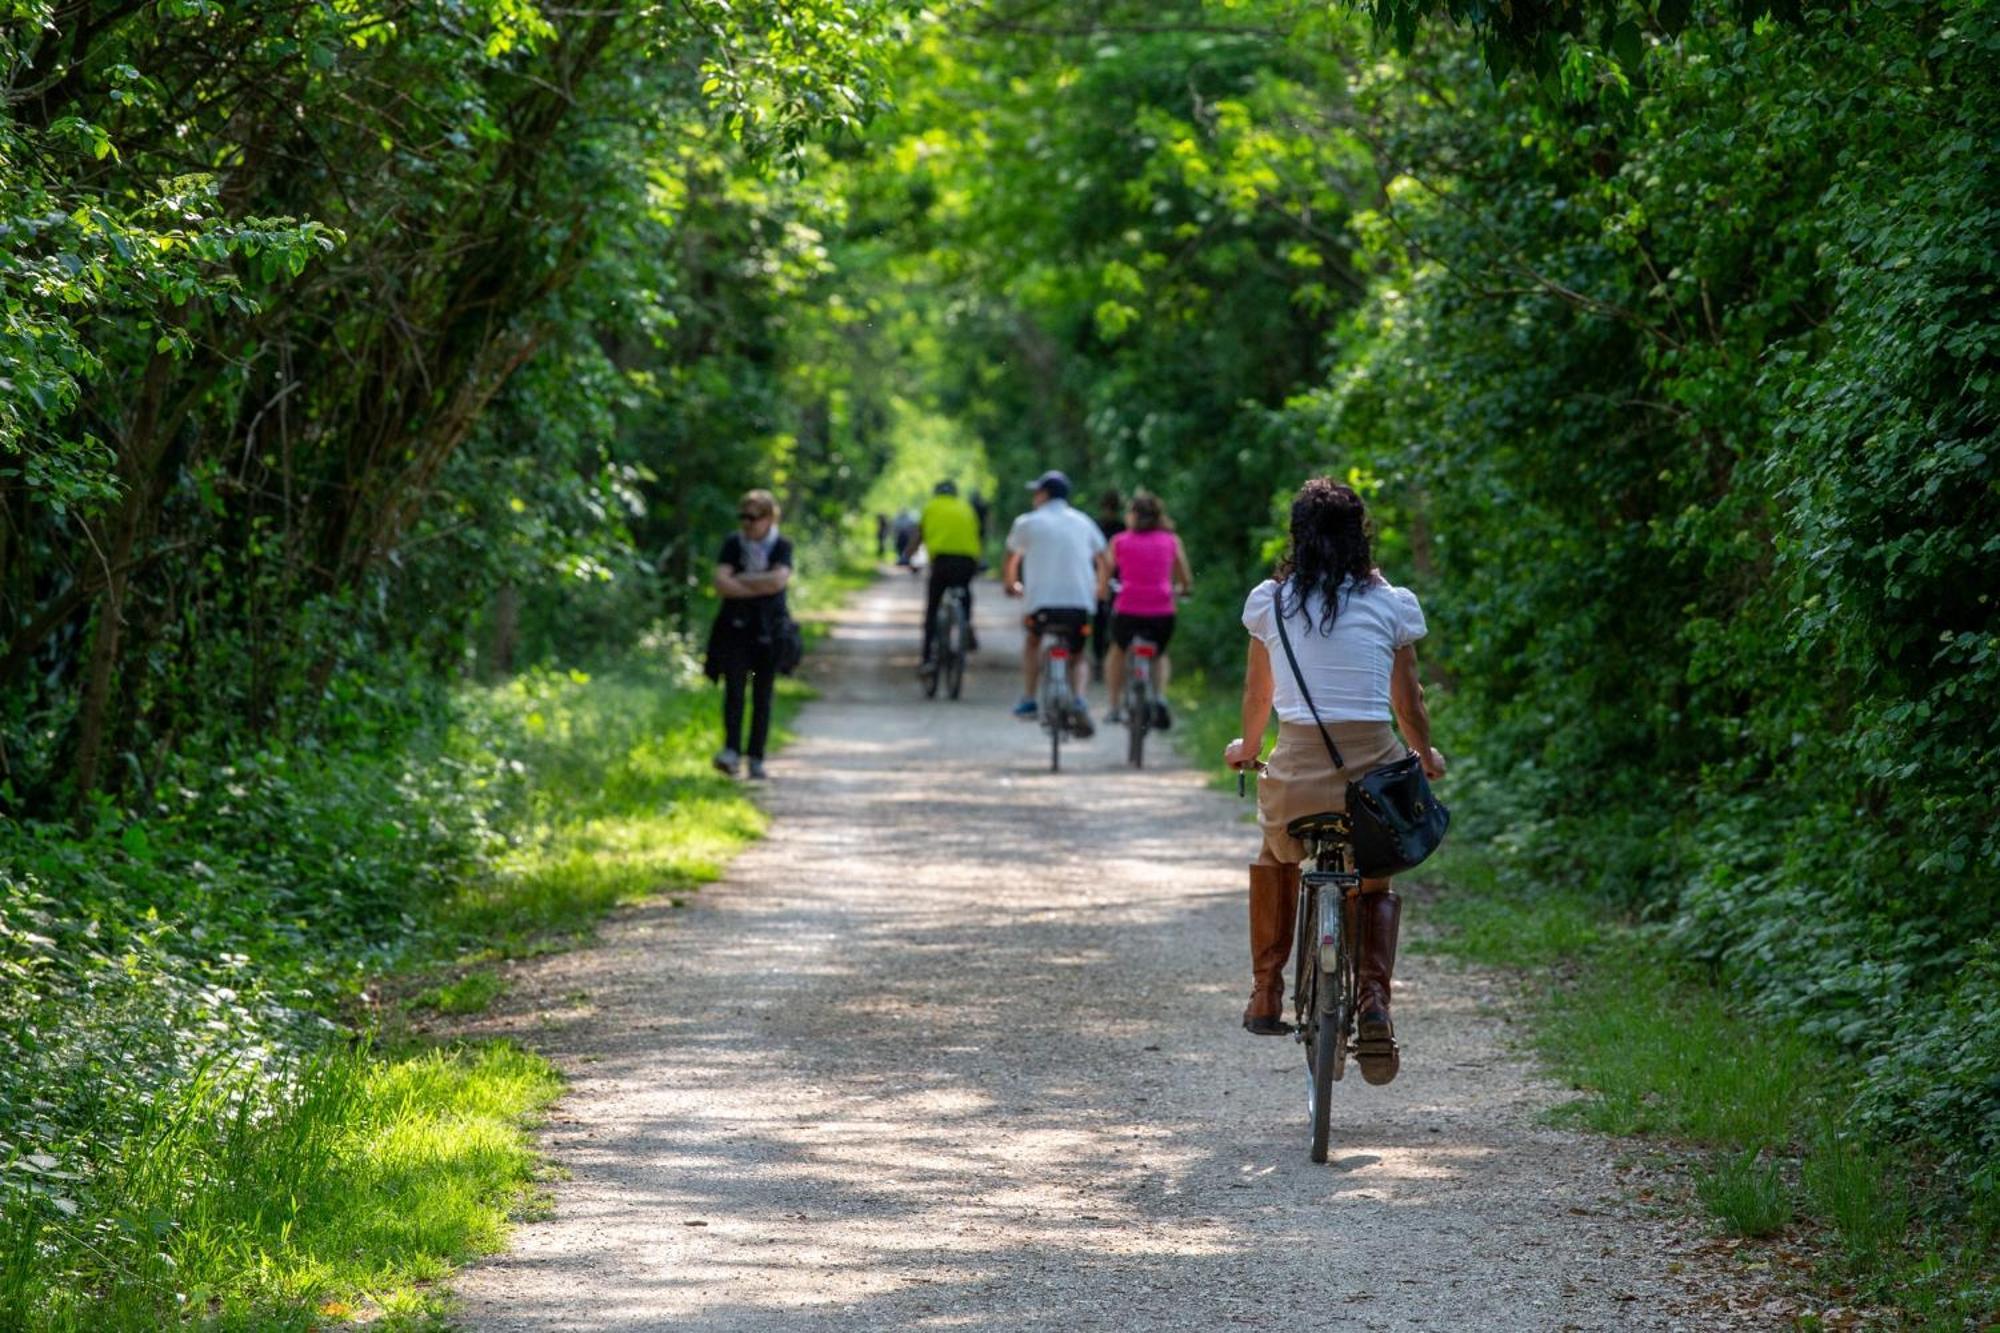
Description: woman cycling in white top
1223,478,1445,1084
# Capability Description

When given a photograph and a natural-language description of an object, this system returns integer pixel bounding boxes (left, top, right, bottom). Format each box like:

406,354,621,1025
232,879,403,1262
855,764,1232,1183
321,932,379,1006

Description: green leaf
1613,20,1644,71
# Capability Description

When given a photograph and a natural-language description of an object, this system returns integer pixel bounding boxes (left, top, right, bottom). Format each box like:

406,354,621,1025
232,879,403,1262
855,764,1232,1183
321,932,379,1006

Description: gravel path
452,573,1756,1331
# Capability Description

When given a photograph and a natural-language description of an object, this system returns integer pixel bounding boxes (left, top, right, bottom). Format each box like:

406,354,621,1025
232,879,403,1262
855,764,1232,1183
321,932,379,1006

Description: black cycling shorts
1026,607,1090,653
1111,612,1176,651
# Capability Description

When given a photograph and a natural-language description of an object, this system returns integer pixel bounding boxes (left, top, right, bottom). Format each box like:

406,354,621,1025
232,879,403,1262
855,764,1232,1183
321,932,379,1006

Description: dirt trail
453,573,1754,1331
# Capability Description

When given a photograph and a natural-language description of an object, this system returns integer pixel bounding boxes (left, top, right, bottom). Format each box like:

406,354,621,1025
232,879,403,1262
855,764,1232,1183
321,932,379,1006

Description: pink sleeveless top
1111,529,1180,616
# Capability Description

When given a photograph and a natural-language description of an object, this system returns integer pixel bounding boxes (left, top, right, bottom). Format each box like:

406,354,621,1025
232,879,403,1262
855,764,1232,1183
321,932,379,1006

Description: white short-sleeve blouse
1242,574,1427,723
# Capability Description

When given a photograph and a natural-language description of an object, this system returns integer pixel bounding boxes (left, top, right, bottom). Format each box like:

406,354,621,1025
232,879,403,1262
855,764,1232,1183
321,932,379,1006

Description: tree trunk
69,338,177,813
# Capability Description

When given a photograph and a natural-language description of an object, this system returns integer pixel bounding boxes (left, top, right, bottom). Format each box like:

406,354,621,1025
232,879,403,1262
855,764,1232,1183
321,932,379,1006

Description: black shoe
1067,706,1095,740
1153,701,1172,731
965,631,980,652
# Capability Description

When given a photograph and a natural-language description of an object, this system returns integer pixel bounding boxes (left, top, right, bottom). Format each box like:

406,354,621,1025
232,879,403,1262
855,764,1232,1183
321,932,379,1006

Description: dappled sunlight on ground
453,574,1757,1331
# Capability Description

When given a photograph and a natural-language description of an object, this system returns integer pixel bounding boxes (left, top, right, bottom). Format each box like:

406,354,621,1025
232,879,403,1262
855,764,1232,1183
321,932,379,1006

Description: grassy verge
1427,846,1997,1325
4,1042,561,1332
2,598,856,1328
1169,679,1996,1325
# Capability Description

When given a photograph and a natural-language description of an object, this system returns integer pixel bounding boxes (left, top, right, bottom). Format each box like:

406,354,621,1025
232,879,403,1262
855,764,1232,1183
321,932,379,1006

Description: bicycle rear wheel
945,601,967,699
1125,678,1149,767
1043,679,1064,772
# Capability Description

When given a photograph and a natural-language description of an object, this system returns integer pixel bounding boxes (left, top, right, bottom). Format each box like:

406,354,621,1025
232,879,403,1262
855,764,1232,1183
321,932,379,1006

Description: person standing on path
705,488,792,782
1101,490,1192,728
1223,478,1445,1083
1003,469,1106,736
917,480,983,675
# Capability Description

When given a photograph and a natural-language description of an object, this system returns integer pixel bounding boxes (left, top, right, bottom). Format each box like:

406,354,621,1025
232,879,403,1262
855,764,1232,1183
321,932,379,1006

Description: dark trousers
722,663,775,758
923,555,980,661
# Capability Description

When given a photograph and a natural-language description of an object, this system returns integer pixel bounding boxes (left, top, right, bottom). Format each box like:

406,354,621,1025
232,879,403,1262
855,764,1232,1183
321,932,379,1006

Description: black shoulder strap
1270,580,1346,770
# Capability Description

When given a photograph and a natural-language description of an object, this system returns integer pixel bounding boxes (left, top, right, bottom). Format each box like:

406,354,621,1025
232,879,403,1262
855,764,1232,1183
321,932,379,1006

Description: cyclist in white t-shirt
1222,478,1445,1084
1003,469,1107,735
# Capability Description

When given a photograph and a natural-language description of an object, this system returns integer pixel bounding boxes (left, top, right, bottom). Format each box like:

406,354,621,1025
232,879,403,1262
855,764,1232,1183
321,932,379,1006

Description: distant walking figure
706,489,793,782
1223,478,1445,1082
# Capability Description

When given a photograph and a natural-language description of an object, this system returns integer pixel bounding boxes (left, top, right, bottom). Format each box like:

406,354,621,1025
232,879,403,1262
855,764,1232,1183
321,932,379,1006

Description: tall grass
1,1043,559,1331
2,647,825,1329
1423,844,1998,1325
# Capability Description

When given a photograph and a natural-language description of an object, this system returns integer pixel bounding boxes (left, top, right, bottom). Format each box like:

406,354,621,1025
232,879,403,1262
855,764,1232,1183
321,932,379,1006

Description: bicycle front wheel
1300,949,1336,1163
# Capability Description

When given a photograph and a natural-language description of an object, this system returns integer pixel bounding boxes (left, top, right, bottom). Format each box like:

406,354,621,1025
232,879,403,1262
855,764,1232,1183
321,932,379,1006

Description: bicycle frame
1124,638,1156,767
1039,638,1072,771
1296,834,1361,1035
1129,639,1155,690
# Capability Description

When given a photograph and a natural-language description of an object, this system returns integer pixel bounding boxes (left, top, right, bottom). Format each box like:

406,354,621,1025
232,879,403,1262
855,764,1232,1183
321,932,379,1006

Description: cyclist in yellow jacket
918,481,983,672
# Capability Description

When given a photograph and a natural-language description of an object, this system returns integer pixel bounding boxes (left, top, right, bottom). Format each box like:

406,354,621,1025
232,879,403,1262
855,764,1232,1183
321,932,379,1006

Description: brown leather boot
1242,863,1299,1035
1353,889,1401,1085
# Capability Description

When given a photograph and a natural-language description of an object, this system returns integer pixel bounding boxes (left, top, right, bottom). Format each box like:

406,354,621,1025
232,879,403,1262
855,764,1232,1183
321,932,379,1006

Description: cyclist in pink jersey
1099,491,1193,728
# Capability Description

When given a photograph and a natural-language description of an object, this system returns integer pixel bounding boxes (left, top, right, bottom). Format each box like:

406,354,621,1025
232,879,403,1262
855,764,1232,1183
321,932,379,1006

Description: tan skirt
1255,721,1406,866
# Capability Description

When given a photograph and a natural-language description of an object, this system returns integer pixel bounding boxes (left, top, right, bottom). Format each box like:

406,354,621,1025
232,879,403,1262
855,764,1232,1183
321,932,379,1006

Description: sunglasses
738,511,766,522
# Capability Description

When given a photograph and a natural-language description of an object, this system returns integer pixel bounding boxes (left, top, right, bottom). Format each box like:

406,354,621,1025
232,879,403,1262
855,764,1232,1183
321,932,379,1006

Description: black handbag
1270,584,1449,877
773,612,805,676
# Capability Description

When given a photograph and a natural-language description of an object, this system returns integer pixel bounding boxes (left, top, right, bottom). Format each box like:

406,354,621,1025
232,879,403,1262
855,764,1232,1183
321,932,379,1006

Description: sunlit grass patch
3,1042,559,1332
443,664,792,947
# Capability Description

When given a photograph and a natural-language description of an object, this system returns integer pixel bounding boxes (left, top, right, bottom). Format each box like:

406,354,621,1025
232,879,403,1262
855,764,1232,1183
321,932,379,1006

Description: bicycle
1239,764,1367,1164
923,583,971,701
1122,636,1158,768
1037,633,1075,772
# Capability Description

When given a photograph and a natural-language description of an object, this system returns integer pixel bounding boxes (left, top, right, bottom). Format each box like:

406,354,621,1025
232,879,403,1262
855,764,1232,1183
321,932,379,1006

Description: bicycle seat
1286,811,1353,842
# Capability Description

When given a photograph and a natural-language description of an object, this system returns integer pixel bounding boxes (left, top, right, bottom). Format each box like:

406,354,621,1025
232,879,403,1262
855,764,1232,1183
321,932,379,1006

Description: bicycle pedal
1353,1035,1400,1086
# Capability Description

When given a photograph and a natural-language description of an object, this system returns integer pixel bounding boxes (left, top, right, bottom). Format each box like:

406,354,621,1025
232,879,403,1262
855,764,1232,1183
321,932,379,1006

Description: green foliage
1425,842,1997,1319
412,970,509,1018
1274,0,2000,1180
1697,1150,1793,1239
0,653,795,1325
1,0,903,814
0,1040,560,1331
1353,0,1811,74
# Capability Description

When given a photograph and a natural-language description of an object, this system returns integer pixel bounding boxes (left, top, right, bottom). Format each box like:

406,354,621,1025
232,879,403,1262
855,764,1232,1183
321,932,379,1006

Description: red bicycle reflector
1134,644,1158,658
1050,648,1069,660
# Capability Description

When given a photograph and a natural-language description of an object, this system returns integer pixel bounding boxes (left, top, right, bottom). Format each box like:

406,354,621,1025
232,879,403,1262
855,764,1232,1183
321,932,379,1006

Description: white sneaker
712,747,740,776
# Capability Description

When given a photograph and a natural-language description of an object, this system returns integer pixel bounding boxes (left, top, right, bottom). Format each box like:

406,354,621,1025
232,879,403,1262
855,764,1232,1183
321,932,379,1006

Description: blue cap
1026,469,1071,498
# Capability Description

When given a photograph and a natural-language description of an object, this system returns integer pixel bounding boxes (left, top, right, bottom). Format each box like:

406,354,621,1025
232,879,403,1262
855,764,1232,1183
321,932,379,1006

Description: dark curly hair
1274,477,1374,634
